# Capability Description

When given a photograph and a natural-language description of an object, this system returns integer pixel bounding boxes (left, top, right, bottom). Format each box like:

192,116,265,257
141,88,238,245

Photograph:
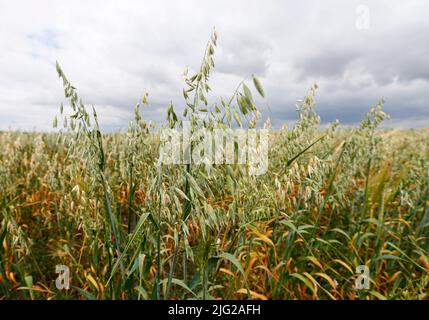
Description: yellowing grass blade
236,288,268,300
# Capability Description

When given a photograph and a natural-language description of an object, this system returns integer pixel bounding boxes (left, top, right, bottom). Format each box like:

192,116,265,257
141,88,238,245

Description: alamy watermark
55,264,70,290
355,265,370,290
355,5,371,30
158,125,269,176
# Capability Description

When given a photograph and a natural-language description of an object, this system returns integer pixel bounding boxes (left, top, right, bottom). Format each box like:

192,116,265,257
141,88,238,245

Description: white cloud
0,0,428,131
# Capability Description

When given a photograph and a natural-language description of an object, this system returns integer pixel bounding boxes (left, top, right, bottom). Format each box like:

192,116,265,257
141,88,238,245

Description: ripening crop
0,31,428,300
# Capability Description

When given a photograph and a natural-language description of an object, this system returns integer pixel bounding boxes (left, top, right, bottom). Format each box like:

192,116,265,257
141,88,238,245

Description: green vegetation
0,31,428,300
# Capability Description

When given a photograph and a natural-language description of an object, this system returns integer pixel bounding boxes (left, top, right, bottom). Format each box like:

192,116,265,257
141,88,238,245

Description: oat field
0,32,428,300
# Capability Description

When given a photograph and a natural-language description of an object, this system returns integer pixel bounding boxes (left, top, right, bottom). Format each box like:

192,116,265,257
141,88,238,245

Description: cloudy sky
0,0,428,131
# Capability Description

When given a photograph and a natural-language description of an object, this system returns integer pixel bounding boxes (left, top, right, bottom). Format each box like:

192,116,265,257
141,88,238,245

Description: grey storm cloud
295,48,363,80
295,25,429,86
0,0,428,131
216,35,271,77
